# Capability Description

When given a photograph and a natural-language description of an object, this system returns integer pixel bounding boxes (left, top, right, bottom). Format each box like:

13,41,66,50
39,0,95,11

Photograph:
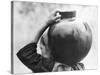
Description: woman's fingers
54,15,61,22
46,10,61,26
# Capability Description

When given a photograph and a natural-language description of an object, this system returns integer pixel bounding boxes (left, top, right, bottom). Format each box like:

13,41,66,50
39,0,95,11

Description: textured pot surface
48,19,92,65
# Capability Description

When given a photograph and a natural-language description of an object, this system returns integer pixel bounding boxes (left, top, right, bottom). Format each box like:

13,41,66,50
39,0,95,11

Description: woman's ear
40,33,51,58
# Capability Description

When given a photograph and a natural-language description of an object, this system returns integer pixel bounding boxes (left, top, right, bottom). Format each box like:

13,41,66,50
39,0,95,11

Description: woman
17,10,92,72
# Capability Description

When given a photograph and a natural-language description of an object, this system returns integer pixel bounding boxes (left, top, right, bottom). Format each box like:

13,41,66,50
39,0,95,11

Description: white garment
52,62,85,72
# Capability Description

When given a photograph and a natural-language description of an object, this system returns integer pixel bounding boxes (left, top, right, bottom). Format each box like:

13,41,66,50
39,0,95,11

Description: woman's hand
33,10,61,43
46,10,61,27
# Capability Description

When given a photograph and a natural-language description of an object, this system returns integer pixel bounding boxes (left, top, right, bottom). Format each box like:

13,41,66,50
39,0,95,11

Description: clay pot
47,11,92,65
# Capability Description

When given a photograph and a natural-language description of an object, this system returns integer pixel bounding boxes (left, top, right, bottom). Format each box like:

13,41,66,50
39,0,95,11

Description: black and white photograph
11,1,98,74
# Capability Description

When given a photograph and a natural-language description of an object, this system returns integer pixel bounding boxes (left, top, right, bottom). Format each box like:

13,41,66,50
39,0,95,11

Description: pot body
48,18,92,65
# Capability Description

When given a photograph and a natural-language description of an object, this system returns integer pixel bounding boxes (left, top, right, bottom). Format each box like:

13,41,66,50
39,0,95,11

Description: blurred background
13,1,98,73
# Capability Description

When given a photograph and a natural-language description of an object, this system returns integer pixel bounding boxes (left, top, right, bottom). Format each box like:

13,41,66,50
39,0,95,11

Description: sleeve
16,43,54,73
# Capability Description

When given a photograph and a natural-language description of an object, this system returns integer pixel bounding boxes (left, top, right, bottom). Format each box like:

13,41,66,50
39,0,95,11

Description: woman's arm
33,11,61,43
17,11,61,72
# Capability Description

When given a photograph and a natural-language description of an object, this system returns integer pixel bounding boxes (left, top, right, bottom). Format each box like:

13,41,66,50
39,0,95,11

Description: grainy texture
13,1,98,74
